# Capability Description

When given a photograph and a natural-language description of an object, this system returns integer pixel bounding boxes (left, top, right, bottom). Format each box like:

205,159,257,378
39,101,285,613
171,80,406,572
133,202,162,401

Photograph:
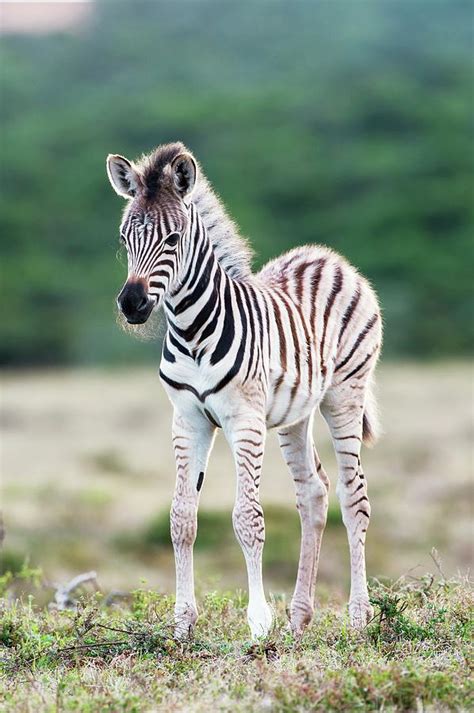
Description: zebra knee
170,499,198,548
232,500,265,552
296,476,328,530
310,477,329,529
336,477,371,526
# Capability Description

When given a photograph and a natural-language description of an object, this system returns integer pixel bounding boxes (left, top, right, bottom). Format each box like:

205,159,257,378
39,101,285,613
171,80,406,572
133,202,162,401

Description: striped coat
107,142,382,639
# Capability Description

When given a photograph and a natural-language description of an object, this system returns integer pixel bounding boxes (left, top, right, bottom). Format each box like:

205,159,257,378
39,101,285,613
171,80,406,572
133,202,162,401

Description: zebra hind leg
278,413,329,636
321,383,374,629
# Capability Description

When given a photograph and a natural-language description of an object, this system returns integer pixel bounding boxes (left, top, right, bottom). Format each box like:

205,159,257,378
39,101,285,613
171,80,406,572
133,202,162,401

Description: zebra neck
164,217,229,348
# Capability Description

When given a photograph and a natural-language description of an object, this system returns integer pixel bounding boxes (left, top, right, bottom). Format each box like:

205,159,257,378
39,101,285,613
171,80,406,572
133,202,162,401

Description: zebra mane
191,172,254,279
138,143,254,280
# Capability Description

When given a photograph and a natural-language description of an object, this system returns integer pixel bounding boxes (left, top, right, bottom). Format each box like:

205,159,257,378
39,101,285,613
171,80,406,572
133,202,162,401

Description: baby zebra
106,142,382,639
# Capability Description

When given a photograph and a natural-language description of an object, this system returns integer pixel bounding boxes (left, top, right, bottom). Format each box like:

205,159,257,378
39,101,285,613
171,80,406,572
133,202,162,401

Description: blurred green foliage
120,504,343,582
0,0,472,365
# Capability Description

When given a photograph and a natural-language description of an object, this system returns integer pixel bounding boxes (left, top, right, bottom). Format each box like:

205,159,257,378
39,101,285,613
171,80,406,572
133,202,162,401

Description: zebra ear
106,154,141,198
170,152,197,197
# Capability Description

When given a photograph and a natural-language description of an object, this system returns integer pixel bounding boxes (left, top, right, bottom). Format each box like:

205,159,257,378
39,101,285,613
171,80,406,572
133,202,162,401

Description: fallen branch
50,571,99,610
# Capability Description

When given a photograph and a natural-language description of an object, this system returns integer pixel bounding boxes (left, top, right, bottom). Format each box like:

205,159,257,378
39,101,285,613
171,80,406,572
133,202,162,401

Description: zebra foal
106,142,382,639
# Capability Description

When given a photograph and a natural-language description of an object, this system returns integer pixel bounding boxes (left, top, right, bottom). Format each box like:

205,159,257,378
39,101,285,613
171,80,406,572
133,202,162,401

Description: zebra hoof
289,600,313,638
248,601,273,640
349,598,374,629
174,604,198,640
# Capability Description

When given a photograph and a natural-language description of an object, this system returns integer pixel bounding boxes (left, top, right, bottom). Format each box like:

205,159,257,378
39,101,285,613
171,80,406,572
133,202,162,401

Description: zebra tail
362,378,381,448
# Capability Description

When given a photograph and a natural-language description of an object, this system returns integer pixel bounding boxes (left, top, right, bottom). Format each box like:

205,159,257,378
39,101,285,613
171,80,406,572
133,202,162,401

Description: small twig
55,640,129,654
422,573,435,593
94,622,136,636
13,637,128,670
430,548,446,582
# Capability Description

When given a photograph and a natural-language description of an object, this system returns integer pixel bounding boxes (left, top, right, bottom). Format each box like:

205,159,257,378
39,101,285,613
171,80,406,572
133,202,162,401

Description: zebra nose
117,281,153,324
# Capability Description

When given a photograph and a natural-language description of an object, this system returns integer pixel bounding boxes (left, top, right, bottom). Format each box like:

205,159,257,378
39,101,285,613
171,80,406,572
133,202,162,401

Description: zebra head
106,146,197,324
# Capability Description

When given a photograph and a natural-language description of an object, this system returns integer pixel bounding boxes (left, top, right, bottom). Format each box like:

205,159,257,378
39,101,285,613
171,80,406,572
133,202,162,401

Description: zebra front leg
278,413,329,636
170,411,216,638
322,396,374,629
224,417,272,639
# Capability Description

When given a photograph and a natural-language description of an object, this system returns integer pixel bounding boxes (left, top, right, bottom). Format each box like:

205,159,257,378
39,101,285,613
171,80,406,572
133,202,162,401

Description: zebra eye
165,232,180,247
119,234,126,244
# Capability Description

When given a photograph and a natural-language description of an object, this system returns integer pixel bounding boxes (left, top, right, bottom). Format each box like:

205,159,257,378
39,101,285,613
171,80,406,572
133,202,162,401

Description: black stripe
174,223,203,291
338,285,362,345
149,281,166,291
171,271,221,342
310,257,327,331
204,408,220,428
159,369,201,400
239,283,257,382
269,295,287,386
201,284,247,398
320,265,343,376
247,285,264,379
335,313,378,373
210,279,234,365
186,221,210,293
168,330,192,358
197,302,220,362
341,347,378,382
162,336,176,363
351,495,369,507
174,255,214,315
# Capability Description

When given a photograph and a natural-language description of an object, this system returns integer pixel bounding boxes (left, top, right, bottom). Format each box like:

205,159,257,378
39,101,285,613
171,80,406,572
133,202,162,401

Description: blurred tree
0,0,472,365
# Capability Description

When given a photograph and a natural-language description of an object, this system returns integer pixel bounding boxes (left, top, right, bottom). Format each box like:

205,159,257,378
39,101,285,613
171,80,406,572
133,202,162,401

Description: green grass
0,568,472,712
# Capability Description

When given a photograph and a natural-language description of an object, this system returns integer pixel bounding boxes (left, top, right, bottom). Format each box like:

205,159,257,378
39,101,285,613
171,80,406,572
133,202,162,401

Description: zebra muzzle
117,280,154,324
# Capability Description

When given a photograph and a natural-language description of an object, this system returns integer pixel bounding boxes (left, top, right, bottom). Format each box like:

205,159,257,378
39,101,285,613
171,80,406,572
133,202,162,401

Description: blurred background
1,1,472,598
